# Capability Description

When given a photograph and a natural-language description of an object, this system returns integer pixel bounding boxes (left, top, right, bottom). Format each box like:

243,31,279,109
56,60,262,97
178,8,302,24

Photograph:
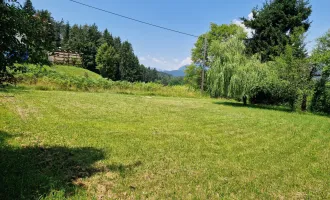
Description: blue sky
19,0,330,70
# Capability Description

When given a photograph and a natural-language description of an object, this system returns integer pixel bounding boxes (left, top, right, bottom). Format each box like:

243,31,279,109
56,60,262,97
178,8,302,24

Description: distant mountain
164,65,188,77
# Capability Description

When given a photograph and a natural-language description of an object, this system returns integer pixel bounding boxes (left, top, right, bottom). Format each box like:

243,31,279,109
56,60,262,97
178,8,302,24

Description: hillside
1,89,330,199
51,65,102,79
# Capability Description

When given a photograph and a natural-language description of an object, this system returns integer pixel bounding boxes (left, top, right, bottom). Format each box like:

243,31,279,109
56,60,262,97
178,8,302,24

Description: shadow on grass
0,85,30,95
213,101,293,113
0,131,142,199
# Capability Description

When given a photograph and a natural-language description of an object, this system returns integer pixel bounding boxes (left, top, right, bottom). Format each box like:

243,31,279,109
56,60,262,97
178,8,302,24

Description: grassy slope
1,89,330,199
51,65,101,79
17,65,202,98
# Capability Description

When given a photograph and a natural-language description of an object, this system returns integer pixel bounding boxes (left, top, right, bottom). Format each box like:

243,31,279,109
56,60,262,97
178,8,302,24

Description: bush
248,78,297,106
310,80,330,114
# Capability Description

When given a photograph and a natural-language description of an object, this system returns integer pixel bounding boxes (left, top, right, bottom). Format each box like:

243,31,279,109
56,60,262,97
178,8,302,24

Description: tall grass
13,65,202,98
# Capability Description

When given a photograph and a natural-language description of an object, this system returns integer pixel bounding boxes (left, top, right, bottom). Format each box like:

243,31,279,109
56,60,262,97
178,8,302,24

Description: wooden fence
48,51,82,66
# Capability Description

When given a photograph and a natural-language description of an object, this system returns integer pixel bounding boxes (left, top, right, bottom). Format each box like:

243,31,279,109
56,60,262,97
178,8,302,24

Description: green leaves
96,43,120,80
310,29,330,113
184,64,203,91
207,36,251,98
242,0,312,62
191,23,246,65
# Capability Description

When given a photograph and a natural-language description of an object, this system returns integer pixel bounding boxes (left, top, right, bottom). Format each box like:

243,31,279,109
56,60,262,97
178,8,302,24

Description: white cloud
248,12,254,20
152,57,162,64
179,57,192,67
232,18,254,38
231,12,256,38
138,55,192,71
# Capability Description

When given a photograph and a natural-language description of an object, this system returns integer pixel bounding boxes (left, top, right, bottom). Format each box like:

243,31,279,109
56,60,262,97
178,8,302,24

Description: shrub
249,79,294,105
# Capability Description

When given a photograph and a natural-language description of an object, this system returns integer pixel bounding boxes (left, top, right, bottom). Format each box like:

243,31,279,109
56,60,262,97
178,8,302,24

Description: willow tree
207,35,271,101
191,23,246,66
207,36,246,98
229,56,270,100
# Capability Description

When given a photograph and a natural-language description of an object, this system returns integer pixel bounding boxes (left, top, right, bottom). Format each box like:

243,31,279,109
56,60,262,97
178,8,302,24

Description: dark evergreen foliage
242,0,312,62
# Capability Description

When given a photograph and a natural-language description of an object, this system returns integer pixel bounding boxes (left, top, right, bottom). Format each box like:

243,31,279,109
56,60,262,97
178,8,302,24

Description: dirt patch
0,95,15,105
16,107,28,120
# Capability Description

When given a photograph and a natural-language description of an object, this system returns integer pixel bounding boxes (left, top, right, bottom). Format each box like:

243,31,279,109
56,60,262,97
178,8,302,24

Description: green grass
13,64,202,98
1,88,330,199
51,65,101,79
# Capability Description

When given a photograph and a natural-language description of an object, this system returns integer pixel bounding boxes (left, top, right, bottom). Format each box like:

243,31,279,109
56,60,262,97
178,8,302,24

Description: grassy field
1,88,330,199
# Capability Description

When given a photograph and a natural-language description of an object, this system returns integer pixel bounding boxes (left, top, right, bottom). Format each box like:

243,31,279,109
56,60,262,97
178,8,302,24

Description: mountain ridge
163,65,188,77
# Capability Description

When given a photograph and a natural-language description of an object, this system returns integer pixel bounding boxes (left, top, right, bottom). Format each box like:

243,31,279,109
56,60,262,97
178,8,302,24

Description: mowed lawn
1,89,330,199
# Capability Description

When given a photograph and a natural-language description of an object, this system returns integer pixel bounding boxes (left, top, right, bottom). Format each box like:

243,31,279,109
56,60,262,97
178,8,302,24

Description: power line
68,0,199,38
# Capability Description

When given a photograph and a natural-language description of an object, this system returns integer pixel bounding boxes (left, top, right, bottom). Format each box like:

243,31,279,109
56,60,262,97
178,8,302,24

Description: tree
192,23,246,65
113,37,122,52
1,0,28,84
68,24,84,52
273,28,314,110
81,42,98,72
78,24,102,71
1,0,54,84
151,68,158,82
23,0,35,15
96,43,120,80
61,22,70,49
87,23,102,46
139,64,147,82
268,46,310,110
26,9,56,64
207,34,274,103
53,19,64,49
242,0,312,62
184,64,203,91
119,41,140,82
310,29,330,113
101,29,114,46
207,36,247,98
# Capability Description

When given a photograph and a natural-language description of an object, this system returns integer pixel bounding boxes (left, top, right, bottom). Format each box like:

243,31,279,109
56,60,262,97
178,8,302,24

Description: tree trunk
301,94,307,111
243,95,247,105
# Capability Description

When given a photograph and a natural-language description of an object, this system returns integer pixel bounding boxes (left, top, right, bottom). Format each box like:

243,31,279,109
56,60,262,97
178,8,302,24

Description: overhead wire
68,0,200,38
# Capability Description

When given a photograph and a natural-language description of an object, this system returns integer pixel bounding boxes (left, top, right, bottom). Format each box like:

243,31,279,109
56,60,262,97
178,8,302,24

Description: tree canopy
1,0,55,84
191,23,246,66
242,0,312,62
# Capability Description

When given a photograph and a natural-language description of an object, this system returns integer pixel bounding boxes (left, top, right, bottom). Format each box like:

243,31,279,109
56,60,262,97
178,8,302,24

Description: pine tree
103,29,114,46
23,0,35,15
242,0,312,62
87,23,102,46
54,19,64,49
68,24,83,52
62,22,70,50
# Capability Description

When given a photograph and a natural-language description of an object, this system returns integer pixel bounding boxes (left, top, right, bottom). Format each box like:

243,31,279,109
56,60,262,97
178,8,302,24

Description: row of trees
38,0,167,83
1,0,180,85
186,0,330,113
